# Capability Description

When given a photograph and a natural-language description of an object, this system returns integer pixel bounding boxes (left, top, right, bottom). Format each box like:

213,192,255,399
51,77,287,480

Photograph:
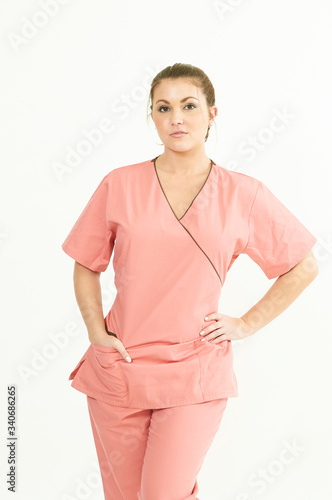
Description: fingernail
125,356,131,362
204,316,209,321
200,338,206,341
200,331,205,335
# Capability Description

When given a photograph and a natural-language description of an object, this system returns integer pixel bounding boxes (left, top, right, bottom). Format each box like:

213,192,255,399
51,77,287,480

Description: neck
156,148,213,176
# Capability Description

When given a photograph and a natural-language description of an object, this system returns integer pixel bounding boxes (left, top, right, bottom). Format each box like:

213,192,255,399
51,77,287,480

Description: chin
168,145,192,154
165,139,192,149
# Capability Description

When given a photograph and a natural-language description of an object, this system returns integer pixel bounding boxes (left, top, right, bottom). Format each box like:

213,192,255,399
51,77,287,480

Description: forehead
153,78,202,101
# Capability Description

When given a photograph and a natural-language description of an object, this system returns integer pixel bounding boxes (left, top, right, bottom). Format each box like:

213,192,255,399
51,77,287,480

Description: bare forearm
73,261,108,343
240,251,319,336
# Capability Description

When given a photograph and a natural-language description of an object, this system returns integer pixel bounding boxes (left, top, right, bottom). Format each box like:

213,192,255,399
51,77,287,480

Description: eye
158,103,197,112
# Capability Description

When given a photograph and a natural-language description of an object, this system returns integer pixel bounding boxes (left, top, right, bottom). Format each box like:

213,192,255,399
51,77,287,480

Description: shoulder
213,163,261,199
101,158,152,183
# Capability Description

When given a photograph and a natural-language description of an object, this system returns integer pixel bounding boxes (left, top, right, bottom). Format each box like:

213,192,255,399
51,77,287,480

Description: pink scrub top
62,156,317,409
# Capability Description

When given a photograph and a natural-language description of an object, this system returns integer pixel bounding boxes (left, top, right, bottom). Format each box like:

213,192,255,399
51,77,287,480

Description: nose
170,110,184,125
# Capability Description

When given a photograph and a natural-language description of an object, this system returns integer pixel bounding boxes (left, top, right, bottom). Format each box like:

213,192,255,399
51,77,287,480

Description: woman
62,63,319,500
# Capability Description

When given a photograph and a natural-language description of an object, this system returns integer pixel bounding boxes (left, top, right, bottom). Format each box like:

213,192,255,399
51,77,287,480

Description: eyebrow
155,96,199,104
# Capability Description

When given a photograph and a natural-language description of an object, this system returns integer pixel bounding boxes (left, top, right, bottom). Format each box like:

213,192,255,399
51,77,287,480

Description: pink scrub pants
86,395,228,500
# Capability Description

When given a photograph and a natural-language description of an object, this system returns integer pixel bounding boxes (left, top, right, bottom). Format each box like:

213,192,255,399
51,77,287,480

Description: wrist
239,316,256,337
88,328,109,344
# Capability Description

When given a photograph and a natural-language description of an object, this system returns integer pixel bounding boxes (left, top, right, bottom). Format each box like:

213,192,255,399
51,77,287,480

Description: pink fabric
87,395,228,500
62,157,317,408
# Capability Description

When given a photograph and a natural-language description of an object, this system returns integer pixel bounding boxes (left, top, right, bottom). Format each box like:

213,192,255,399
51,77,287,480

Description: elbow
279,250,319,284
306,265,319,285
294,250,319,283
305,250,320,280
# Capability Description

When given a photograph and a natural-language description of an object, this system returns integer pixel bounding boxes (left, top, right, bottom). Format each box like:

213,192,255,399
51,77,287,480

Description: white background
1,1,331,499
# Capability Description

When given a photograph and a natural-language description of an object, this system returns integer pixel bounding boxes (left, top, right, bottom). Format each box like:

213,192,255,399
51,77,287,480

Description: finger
200,320,223,337
210,335,228,344
201,328,224,342
114,340,132,362
204,312,222,321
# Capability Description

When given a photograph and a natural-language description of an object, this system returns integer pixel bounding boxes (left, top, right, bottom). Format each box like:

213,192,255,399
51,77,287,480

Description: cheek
190,114,208,129
154,117,168,132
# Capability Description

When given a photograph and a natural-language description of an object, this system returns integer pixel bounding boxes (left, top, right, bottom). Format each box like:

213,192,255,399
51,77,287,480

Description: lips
170,131,187,137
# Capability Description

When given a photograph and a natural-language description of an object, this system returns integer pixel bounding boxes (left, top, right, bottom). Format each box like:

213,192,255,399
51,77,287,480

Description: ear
210,106,218,120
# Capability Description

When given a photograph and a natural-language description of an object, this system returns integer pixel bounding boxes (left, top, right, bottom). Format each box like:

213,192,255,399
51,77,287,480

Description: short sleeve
61,174,116,272
242,181,317,279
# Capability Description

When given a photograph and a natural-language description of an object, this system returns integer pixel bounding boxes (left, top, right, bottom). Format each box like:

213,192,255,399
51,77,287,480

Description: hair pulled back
147,63,216,142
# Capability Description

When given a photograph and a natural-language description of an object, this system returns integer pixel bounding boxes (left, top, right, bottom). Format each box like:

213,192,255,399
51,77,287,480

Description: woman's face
151,78,217,152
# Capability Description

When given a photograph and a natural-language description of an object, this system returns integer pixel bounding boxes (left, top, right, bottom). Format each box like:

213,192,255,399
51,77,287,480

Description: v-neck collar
151,155,216,221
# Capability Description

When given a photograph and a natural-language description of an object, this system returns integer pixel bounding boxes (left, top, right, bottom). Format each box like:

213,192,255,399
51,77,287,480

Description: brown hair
147,63,216,142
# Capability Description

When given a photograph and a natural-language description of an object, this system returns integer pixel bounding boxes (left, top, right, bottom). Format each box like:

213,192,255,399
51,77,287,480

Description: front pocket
194,339,234,397
91,345,128,398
